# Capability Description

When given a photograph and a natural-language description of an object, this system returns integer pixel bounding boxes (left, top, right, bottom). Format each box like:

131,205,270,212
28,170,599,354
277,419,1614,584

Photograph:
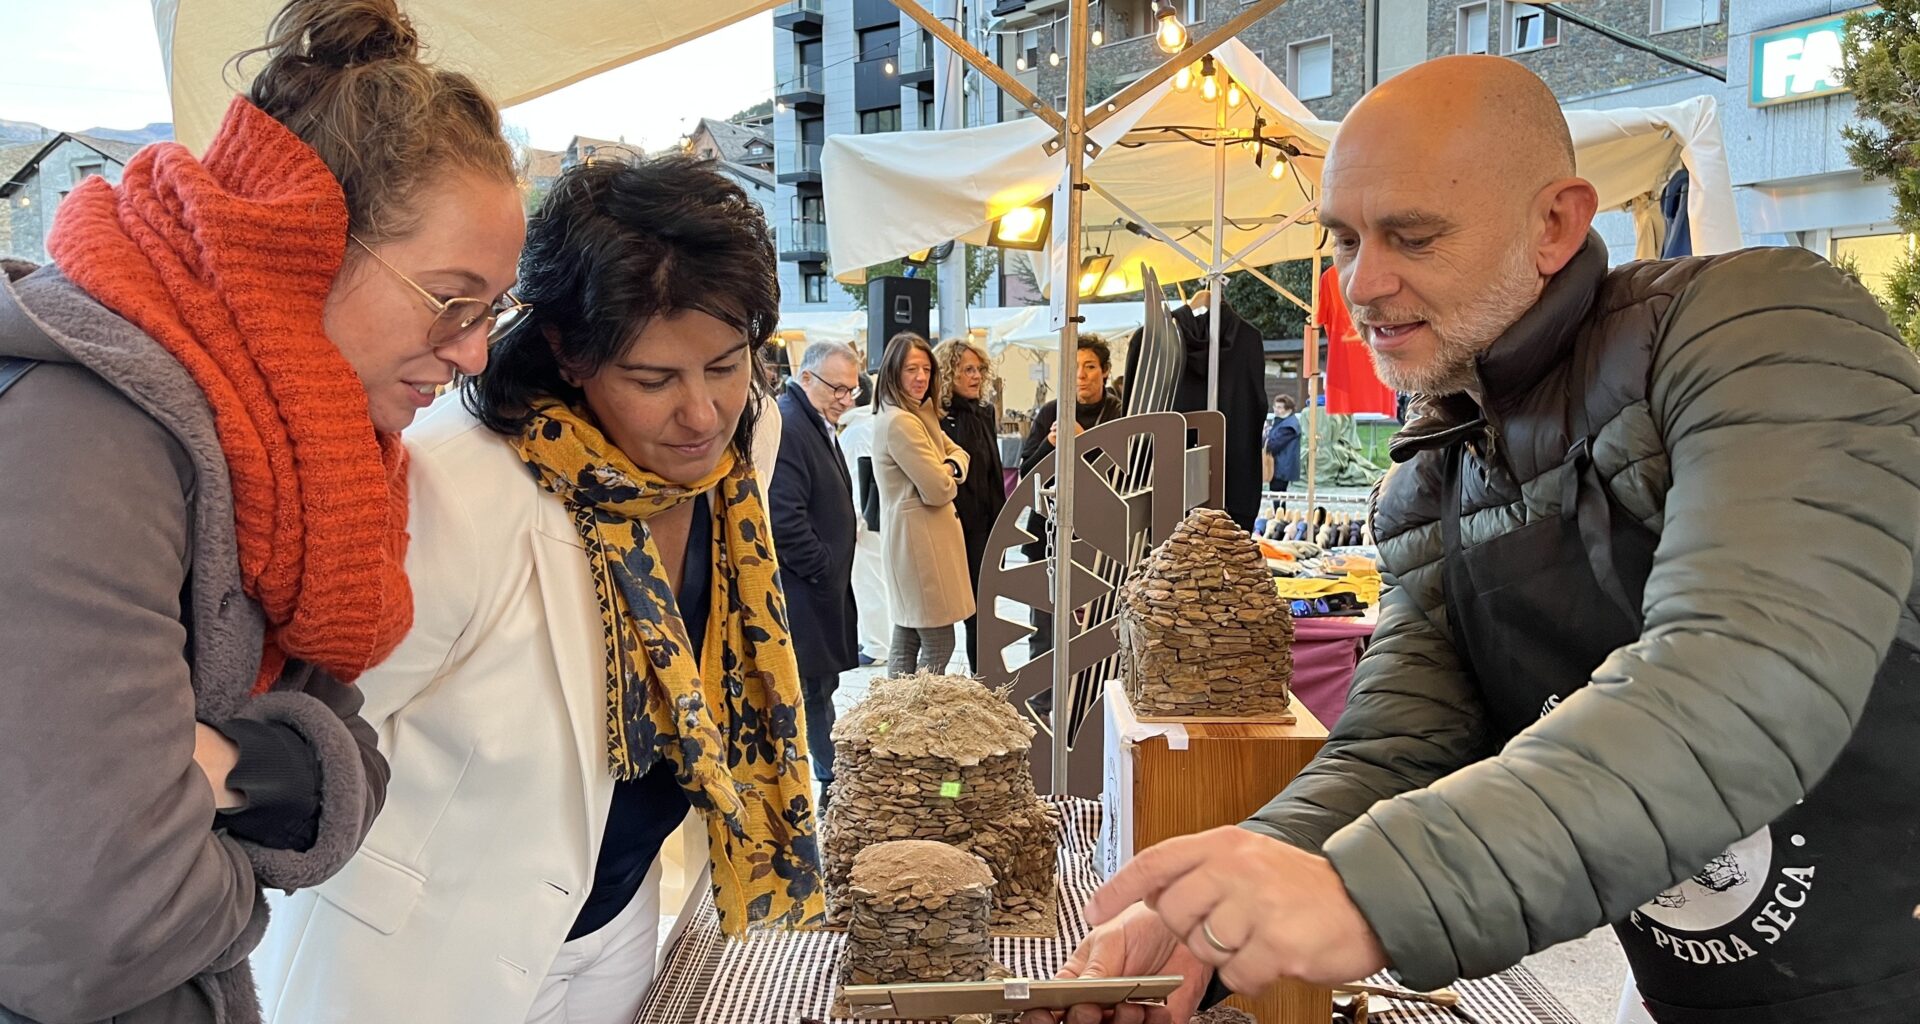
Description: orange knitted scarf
48,97,412,694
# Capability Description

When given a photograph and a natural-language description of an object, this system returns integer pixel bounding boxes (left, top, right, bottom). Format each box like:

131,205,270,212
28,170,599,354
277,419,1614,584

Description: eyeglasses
809,373,860,401
957,364,987,379
350,235,530,347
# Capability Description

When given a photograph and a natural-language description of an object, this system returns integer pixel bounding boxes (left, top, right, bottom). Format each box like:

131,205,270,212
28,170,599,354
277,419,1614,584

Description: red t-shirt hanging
1316,264,1399,417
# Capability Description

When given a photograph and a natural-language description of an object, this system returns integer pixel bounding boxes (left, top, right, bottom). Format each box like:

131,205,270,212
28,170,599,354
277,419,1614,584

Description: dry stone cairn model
1118,506,1294,718
840,840,996,986
823,674,1060,933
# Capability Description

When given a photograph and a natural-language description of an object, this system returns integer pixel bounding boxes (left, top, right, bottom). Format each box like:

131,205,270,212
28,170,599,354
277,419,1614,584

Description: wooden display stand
1101,682,1332,1024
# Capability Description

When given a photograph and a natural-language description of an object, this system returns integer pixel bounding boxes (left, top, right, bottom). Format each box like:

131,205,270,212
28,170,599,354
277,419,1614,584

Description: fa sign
1750,12,1868,107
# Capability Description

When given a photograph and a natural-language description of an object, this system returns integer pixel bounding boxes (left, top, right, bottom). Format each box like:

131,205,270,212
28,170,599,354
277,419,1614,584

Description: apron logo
1627,827,1817,966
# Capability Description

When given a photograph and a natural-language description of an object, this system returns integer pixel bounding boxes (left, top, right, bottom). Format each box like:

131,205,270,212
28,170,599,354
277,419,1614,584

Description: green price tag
940,781,963,798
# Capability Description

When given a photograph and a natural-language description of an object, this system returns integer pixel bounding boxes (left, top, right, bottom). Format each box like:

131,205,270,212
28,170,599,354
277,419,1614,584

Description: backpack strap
0,357,36,398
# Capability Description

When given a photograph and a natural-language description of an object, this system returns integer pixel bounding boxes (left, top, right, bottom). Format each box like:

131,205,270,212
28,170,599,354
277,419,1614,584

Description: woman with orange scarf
0,2,524,1021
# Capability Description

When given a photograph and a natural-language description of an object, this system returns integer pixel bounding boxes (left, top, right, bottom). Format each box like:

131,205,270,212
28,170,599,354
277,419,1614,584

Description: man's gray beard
1363,246,1542,398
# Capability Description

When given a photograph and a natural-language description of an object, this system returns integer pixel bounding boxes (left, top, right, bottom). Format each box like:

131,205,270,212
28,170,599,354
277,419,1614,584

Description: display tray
631,798,1584,1024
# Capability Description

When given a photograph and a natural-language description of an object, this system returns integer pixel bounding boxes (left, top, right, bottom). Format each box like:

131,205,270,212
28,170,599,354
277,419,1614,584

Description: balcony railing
787,219,829,252
898,32,936,74
783,64,823,95
780,0,823,14
780,143,823,176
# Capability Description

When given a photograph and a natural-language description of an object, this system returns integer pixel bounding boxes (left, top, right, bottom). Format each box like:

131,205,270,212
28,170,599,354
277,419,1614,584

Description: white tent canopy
152,0,779,152
826,40,1329,295
824,39,1740,288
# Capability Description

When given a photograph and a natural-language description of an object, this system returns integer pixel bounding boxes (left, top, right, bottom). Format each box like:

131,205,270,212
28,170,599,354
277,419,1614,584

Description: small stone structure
823,674,1059,933
1117,507,1294,718
840,840,996,986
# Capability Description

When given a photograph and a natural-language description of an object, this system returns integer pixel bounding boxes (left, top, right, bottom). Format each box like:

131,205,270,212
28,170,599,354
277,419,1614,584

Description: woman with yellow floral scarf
256,156,823,1024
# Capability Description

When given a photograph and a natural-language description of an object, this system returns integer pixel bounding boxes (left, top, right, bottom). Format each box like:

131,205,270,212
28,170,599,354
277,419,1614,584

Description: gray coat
1242,242,1920,991
0,271,387,1024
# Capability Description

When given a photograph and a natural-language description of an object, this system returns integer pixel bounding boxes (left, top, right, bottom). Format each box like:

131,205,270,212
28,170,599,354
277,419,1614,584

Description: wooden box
1101,682,1333,1023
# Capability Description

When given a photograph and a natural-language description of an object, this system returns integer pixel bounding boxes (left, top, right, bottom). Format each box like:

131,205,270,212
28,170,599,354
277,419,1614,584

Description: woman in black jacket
936,337,1008,674
1016,334,1125,659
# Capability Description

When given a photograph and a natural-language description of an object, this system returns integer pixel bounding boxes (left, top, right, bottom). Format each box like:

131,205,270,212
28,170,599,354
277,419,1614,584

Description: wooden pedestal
1102,683,1333,1023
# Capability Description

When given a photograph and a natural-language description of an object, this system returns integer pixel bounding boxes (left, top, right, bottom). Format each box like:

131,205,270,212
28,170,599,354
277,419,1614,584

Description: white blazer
251,393,767,1023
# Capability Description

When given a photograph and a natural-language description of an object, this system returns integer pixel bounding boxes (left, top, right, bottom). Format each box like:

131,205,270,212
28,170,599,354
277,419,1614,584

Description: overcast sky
3,0,776,151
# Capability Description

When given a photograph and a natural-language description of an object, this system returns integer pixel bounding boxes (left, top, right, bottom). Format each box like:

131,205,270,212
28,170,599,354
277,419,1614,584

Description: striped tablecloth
632,798,1581,1024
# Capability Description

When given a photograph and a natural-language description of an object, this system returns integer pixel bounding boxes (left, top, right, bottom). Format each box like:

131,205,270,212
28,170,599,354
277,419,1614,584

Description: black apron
1438,362,1920,1023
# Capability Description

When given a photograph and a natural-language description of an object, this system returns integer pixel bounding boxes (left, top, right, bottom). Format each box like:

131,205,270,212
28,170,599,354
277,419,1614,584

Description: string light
885,58,896,74
1226,80,1243,108
1173,63,1195,92
1017,55,1029,71
1199,56,1219,102
1270,157,1289,181
1154,2,1188,54
1091,27,1104,46
1049,50,1062,66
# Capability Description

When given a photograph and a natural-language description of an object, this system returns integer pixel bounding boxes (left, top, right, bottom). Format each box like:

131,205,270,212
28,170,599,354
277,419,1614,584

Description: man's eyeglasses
351,235,530,347
809,373,860,401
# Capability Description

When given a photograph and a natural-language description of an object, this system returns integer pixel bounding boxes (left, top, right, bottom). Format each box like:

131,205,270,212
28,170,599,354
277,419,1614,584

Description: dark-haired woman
873,332,975,676
0,1,522,1021
255,155,822,1024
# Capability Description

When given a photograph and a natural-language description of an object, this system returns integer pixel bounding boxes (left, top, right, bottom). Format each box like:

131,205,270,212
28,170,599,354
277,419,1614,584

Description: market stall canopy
152,0,780,151
825,39,1329,296
825,41,1740,289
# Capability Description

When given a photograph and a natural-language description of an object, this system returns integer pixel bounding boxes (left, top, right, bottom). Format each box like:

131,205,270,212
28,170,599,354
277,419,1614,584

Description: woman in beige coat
872,331,974,676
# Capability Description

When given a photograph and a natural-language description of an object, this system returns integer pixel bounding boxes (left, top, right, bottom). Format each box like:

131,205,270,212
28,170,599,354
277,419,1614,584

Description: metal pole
934,0,967,340
1205,65,1226,412
1535,3,1727,81
1304,253,1320,512
1049,0,1090,795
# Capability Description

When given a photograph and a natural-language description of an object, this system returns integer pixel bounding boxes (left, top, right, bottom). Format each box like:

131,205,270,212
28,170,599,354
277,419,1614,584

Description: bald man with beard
1031,57,1920,1024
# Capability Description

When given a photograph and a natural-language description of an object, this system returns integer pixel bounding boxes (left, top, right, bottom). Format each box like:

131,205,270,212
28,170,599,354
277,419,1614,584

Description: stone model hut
823,674,1059,933
841,840,996,986
1118,506,1294,718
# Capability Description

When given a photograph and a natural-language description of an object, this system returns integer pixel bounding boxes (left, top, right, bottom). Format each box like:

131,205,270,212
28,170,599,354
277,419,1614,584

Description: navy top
567,494,707,940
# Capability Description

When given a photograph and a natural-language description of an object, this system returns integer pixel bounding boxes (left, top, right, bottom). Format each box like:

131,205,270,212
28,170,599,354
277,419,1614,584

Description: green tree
729,99,775,123
1222,259,1317,340
841,245,999,310
1841,4,1920,351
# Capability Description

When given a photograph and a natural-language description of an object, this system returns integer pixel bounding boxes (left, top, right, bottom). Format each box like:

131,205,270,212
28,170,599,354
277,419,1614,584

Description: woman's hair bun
270,0,421,68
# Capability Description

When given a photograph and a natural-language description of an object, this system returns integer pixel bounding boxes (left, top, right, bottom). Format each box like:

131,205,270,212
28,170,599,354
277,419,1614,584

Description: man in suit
770,341,863,792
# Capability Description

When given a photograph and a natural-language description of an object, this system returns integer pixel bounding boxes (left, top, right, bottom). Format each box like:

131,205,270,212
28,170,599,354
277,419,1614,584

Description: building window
921,97,936,129
857,26,898,61
1287,37,1334,100
1650,0,1719,34
1016,29,1041,69
1457,2,1490,55
860,107,901,133
803,270,829,303
1183,0,1206,23
1505,3,1559,53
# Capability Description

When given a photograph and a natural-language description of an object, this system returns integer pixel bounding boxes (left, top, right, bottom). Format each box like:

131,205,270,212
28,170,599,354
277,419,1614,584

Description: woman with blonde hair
935,336,1007,674
873,331,974,676
0,0,525,1020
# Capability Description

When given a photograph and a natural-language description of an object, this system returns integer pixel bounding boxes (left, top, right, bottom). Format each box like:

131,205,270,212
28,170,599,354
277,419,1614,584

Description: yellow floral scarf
511,399,824,934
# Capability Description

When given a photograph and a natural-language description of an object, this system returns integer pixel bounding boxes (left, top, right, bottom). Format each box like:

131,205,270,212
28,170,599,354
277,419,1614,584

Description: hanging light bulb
1154,2,1188,54
1049,49,1061,67
1173,63,1195,92
1016,54,1029,71
1226,80,1243,108
884,58,896,74
776,100,788,113
1199,56,1219,102
1269,157,1289,181
1092,27,1104,46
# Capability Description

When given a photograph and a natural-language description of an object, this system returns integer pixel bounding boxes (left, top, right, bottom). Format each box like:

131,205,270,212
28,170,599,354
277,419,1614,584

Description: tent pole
1049,0,1090,796
1304,253,1320,513
1206,66,1226,413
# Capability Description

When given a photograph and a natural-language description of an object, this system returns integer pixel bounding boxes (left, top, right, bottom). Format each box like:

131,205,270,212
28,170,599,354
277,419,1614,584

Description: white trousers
852,526,893,661
524,862,662,1024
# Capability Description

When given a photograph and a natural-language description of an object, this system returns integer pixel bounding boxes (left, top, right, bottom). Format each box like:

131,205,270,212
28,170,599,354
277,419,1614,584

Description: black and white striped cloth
631,798,1579,1024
